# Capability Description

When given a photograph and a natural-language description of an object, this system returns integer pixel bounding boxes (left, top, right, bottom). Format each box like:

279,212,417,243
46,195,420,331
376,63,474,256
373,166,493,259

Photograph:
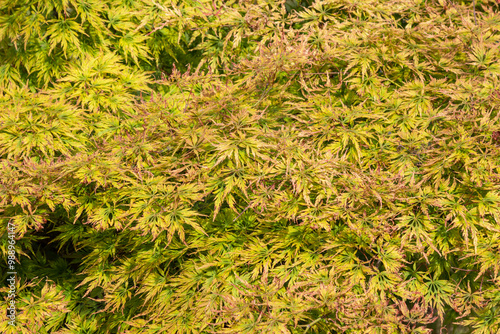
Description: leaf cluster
2,0,500,333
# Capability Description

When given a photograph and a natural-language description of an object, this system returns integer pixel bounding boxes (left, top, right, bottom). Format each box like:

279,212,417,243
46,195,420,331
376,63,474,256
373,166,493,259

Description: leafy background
1,0,500,333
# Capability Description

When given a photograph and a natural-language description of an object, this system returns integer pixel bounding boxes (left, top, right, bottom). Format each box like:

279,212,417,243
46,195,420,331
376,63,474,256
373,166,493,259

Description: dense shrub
1,0,500,333
0,0,204,89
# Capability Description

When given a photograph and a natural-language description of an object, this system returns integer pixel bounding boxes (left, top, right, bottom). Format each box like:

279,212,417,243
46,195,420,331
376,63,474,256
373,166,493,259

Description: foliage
0,0,203,89
2,0,500,333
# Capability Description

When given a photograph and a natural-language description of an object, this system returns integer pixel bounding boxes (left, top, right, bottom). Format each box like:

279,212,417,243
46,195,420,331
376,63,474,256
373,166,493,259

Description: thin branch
473,0,477,25
233,203,252,222
303,317,323,333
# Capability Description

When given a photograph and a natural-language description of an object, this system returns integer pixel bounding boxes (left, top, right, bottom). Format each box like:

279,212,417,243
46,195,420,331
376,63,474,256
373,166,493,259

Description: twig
253,84,272,107
233,203,252,222
146,20,173,36
473,0,477,25
303,317,323,333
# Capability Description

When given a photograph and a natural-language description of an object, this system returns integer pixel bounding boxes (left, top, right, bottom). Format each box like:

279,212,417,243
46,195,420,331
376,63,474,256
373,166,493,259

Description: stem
304,317,322,333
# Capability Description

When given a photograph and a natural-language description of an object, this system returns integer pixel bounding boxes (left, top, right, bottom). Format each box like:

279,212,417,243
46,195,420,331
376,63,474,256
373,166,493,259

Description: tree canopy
1,0,500,333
